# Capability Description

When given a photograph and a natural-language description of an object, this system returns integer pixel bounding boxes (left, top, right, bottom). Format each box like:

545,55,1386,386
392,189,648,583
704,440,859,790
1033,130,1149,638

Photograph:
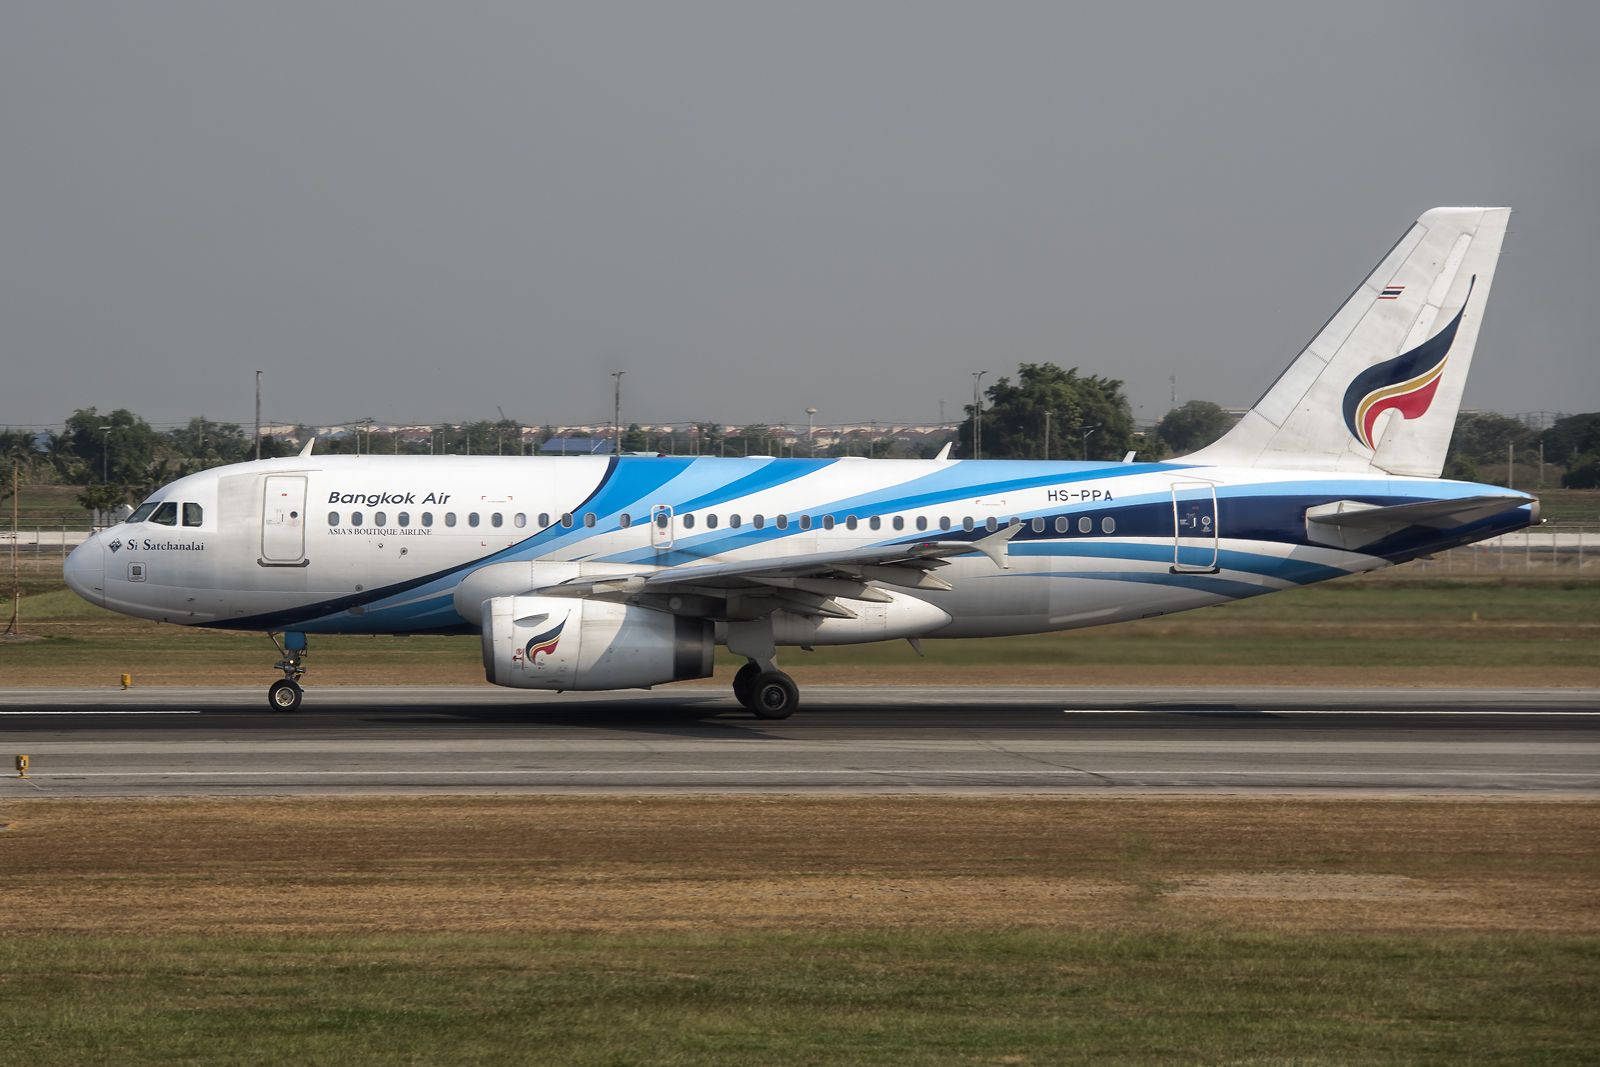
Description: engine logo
523,615,568,668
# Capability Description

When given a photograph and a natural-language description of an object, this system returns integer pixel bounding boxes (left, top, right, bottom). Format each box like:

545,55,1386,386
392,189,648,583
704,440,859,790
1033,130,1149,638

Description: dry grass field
1,796,1596,1064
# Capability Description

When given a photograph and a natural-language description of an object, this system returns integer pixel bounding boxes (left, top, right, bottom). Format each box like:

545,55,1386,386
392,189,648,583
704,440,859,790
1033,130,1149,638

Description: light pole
98,423,112,483
612,371,625,456
971,371,987,459
806,407,817,457
1043,411,1052,461
254,370,263,461
1081,424,1099,461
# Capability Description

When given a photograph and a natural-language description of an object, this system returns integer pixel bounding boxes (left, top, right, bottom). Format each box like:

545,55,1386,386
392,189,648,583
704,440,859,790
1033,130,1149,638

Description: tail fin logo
523,615,568,667
1342,276,1475,451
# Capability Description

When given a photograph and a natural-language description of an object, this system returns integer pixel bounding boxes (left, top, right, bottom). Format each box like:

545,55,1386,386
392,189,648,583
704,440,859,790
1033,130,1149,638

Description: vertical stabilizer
1184,206,1509,477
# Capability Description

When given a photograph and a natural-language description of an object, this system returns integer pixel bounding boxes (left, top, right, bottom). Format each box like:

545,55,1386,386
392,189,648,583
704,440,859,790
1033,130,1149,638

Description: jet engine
481,595,714,691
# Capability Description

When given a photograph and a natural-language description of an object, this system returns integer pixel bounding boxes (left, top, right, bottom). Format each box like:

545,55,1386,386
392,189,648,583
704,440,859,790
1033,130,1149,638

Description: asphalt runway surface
1,685,1597,797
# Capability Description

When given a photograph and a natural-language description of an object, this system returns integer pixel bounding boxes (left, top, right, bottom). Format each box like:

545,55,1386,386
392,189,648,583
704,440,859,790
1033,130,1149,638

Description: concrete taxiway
1,685,1596,797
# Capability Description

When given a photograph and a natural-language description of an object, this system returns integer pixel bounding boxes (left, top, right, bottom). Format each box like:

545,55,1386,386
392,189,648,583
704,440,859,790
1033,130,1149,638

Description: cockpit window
149,502,179,527
183,503,203,528
128,502,159,524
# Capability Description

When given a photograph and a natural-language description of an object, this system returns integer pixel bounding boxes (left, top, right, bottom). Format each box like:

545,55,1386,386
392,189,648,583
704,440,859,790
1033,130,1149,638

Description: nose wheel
267,632,309,713
268,678,304,712
732,659,799,719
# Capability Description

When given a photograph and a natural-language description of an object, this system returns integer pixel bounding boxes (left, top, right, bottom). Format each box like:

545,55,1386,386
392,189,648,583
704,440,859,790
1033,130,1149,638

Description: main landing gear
733,659,800,720
267,631,309,712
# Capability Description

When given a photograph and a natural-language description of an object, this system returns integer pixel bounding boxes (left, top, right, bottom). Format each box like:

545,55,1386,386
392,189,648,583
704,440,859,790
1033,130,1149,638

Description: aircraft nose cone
64,534,105,607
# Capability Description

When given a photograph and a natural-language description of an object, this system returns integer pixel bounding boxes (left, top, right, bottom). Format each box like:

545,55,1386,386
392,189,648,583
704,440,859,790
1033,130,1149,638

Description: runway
2,685,1597,797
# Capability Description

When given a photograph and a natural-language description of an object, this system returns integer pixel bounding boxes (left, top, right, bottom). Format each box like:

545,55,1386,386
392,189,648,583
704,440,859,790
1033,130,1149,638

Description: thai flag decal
1379,284,1405,300
1341,276,1475,451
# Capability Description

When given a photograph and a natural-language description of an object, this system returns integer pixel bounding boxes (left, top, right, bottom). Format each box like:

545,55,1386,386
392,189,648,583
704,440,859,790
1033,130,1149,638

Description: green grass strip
3,930,1596,1065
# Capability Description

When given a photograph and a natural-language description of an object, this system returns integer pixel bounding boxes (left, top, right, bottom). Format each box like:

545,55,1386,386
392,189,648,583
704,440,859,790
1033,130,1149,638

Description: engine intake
481,595,713,691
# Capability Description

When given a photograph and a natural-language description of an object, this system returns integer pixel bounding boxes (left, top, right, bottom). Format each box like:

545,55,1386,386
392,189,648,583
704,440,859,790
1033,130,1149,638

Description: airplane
64,206,1537,717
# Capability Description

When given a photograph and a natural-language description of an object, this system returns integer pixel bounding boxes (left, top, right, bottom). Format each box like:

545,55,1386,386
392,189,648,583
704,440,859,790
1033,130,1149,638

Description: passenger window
939,517,951,531
150,502,178,526
468,513,480,528
821,515,834,530
730,514,742,529
398,512,411,527
491,513,503,528
1078,516,1093,533
539,513,550,527
892,516,905,531
422,513,434,527
375,512,387,527
845,516,858,531
962,517,975,532
183,503,203,528
776,515,789,530
1055,516,1069,533
916,516,927,531
583,513,596,528
706,514,719,529
869,516,882,531
128,502,159,524
985,517,998,533
561,513,574,528
683,514,696,529
328,512,340,527
1031,517,1045,533
619,513,632,529
799,515,811,531
352,512,364,527
1102,516,1116,534
514,513,526,528
444,513,456,527
753,514,765,529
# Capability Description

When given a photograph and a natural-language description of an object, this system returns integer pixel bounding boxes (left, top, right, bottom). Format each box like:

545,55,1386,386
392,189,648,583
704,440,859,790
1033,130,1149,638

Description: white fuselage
65,453,1535,644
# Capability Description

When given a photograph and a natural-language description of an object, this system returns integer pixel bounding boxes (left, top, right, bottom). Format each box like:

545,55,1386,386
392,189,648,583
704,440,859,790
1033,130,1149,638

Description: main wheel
732,661,761,708
749,671,799,719
267,679,304,712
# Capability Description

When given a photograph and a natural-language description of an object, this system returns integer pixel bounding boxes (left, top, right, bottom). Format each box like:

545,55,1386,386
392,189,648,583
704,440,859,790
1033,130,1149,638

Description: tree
1563,453,1600,489
62,408,160,486
1155,401,1235,455
957,363,1134,461
1446,412,1534,467
1538,412,1600,467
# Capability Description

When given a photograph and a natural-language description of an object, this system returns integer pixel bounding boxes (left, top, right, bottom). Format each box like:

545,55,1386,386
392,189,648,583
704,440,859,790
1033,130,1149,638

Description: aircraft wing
529,525,1020,618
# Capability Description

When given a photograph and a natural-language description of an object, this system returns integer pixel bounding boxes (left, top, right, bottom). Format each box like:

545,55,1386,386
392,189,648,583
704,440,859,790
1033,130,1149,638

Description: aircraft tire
268,679,304,713
749,671,799,719
732,661,761,708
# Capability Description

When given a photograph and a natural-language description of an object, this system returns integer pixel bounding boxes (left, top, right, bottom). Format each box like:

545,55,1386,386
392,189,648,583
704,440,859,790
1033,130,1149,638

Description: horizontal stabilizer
1305,494,1532,549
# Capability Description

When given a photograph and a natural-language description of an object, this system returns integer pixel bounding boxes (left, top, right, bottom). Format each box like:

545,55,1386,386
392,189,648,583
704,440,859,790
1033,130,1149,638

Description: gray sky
3,1,1596,433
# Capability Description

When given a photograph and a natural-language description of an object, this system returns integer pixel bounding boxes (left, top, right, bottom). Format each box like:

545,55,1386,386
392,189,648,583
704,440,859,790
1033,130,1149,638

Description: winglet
298,437,316,457
972,523,1021,569
934,442,953,462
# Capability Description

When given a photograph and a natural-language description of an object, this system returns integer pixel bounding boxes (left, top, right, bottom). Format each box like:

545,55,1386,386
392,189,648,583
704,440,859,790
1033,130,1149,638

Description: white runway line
18,770,1599,779
1060,709,1600,717
0,710,204,716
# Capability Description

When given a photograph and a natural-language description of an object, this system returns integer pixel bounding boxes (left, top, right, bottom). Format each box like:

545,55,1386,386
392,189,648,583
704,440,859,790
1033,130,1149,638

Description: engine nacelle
481,595,714,691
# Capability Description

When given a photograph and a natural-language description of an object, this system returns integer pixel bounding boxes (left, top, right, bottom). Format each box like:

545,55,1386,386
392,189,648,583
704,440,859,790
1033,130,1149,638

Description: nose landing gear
267,631,308,712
